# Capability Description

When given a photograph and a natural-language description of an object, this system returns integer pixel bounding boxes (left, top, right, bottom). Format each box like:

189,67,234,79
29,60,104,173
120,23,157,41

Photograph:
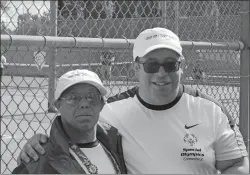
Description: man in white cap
13,69,127,174
17,28,249,174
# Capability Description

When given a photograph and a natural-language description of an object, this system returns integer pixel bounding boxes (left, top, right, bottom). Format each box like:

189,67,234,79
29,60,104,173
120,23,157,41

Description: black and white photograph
1,1,249,174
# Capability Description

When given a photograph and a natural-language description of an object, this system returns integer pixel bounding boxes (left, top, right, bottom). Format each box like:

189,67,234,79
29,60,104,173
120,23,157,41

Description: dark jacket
12,116,127,174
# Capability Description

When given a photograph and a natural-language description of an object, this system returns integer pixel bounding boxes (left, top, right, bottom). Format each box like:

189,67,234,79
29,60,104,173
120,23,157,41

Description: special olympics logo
184,133,198,146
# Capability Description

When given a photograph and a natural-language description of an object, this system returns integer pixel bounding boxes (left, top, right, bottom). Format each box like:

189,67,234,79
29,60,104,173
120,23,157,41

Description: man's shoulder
183,84,223,107
13,141,54,174
97,121,121,145
27,141,53,163
98,120,117,132
103,87,138,115
107,86,138,103
182,84,235,125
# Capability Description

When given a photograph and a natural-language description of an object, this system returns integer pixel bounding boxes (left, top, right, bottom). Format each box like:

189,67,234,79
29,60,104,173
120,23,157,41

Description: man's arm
17,134,48,165
216,156,249,174
214,106,249,174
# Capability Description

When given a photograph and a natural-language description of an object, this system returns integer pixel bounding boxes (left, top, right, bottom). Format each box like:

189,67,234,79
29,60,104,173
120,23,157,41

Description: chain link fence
1,1,241,40
1,1,247,174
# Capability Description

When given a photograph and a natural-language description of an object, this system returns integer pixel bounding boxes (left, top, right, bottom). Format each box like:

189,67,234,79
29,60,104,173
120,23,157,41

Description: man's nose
78,98,90,108
157,66,168,76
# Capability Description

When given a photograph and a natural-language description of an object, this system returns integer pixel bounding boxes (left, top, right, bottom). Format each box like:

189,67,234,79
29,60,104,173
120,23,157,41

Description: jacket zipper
117,134,127,173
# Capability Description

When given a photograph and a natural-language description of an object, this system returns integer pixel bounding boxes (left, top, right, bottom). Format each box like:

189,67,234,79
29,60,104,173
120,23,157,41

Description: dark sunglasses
137,60,181,73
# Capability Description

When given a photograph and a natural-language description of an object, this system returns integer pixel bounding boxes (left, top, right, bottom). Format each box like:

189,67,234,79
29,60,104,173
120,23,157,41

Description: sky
1,1,50,30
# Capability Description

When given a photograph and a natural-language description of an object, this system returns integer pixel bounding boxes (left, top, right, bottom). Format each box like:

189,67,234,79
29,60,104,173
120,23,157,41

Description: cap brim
135,44,182,60
55,80,107,101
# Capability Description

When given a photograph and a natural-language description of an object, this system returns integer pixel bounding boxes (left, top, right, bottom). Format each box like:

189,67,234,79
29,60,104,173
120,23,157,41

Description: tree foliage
0,1,9,12
58,1,161,20
16,12,52,35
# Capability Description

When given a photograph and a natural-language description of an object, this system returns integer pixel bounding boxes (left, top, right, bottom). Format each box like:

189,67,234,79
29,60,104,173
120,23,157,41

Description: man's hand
216,156,249,174
17,134,49,165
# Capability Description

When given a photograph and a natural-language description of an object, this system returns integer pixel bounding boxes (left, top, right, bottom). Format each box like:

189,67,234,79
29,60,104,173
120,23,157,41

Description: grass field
1,75,240,174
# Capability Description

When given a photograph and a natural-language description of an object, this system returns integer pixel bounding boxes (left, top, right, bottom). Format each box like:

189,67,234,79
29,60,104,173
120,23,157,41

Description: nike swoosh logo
185,123,200,129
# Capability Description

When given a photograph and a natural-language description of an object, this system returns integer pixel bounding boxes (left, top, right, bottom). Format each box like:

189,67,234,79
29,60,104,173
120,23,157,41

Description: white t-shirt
100,85,248,174
69,143,116,174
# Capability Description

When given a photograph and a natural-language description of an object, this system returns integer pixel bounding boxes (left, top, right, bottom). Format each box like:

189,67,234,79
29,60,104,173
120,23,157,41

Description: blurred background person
100,50,115,85
1,55,7,83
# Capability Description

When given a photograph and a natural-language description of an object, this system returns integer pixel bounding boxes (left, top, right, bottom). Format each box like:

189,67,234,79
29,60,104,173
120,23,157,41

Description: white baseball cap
54,69,107,101
133,27,183,61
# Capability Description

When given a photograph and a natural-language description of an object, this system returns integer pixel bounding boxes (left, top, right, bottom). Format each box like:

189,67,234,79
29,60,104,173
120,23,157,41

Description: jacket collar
48,116,86,173
96,121,119,151
49,116,119,153
49,116,71,154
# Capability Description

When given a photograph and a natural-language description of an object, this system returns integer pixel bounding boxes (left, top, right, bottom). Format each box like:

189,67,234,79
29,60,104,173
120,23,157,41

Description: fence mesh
1,1,241,40
1,0,243,174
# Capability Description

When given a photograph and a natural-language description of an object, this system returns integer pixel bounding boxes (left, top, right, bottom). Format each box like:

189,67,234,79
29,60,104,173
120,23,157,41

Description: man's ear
132,61,140,72
179,59,186,74
54,100,60,110
131,62,140,81
100,97,106,111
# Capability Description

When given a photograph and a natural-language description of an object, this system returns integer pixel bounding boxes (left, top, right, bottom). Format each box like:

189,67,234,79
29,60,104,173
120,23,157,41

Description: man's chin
152,83,172,93
151,86,178,100
77,122,93,131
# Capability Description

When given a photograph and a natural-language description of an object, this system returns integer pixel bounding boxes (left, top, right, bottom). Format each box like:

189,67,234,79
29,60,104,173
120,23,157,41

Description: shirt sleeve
214,110,248,161
99,103,120,128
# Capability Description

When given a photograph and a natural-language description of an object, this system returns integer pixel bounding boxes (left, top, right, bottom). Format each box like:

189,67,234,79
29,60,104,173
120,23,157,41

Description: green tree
16,12,51,35
58,1,110,20
0,1,9,12
1,1,13,34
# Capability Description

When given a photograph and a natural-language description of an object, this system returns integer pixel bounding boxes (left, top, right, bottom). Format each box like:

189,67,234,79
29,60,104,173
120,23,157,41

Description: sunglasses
137,59,181,73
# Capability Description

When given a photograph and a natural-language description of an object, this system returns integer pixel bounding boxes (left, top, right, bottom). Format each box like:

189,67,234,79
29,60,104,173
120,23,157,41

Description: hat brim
135,44,182,60
55,79,107,101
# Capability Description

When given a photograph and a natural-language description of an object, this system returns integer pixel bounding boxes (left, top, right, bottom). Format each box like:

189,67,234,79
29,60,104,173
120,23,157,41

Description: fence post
239,0,249,150
48,1,57,112
161,1,167,27
174,1,179,35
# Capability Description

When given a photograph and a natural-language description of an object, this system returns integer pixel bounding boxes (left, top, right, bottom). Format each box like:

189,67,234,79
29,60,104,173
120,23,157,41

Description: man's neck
138,88,179,105
62,121,97,144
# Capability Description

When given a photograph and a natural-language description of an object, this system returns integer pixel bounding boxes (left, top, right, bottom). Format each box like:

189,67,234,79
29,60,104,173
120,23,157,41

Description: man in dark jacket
12,69,126,174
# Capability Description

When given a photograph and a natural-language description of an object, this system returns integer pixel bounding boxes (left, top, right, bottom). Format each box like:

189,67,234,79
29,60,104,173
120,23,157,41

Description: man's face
137,48,182,103
57,83,104,131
